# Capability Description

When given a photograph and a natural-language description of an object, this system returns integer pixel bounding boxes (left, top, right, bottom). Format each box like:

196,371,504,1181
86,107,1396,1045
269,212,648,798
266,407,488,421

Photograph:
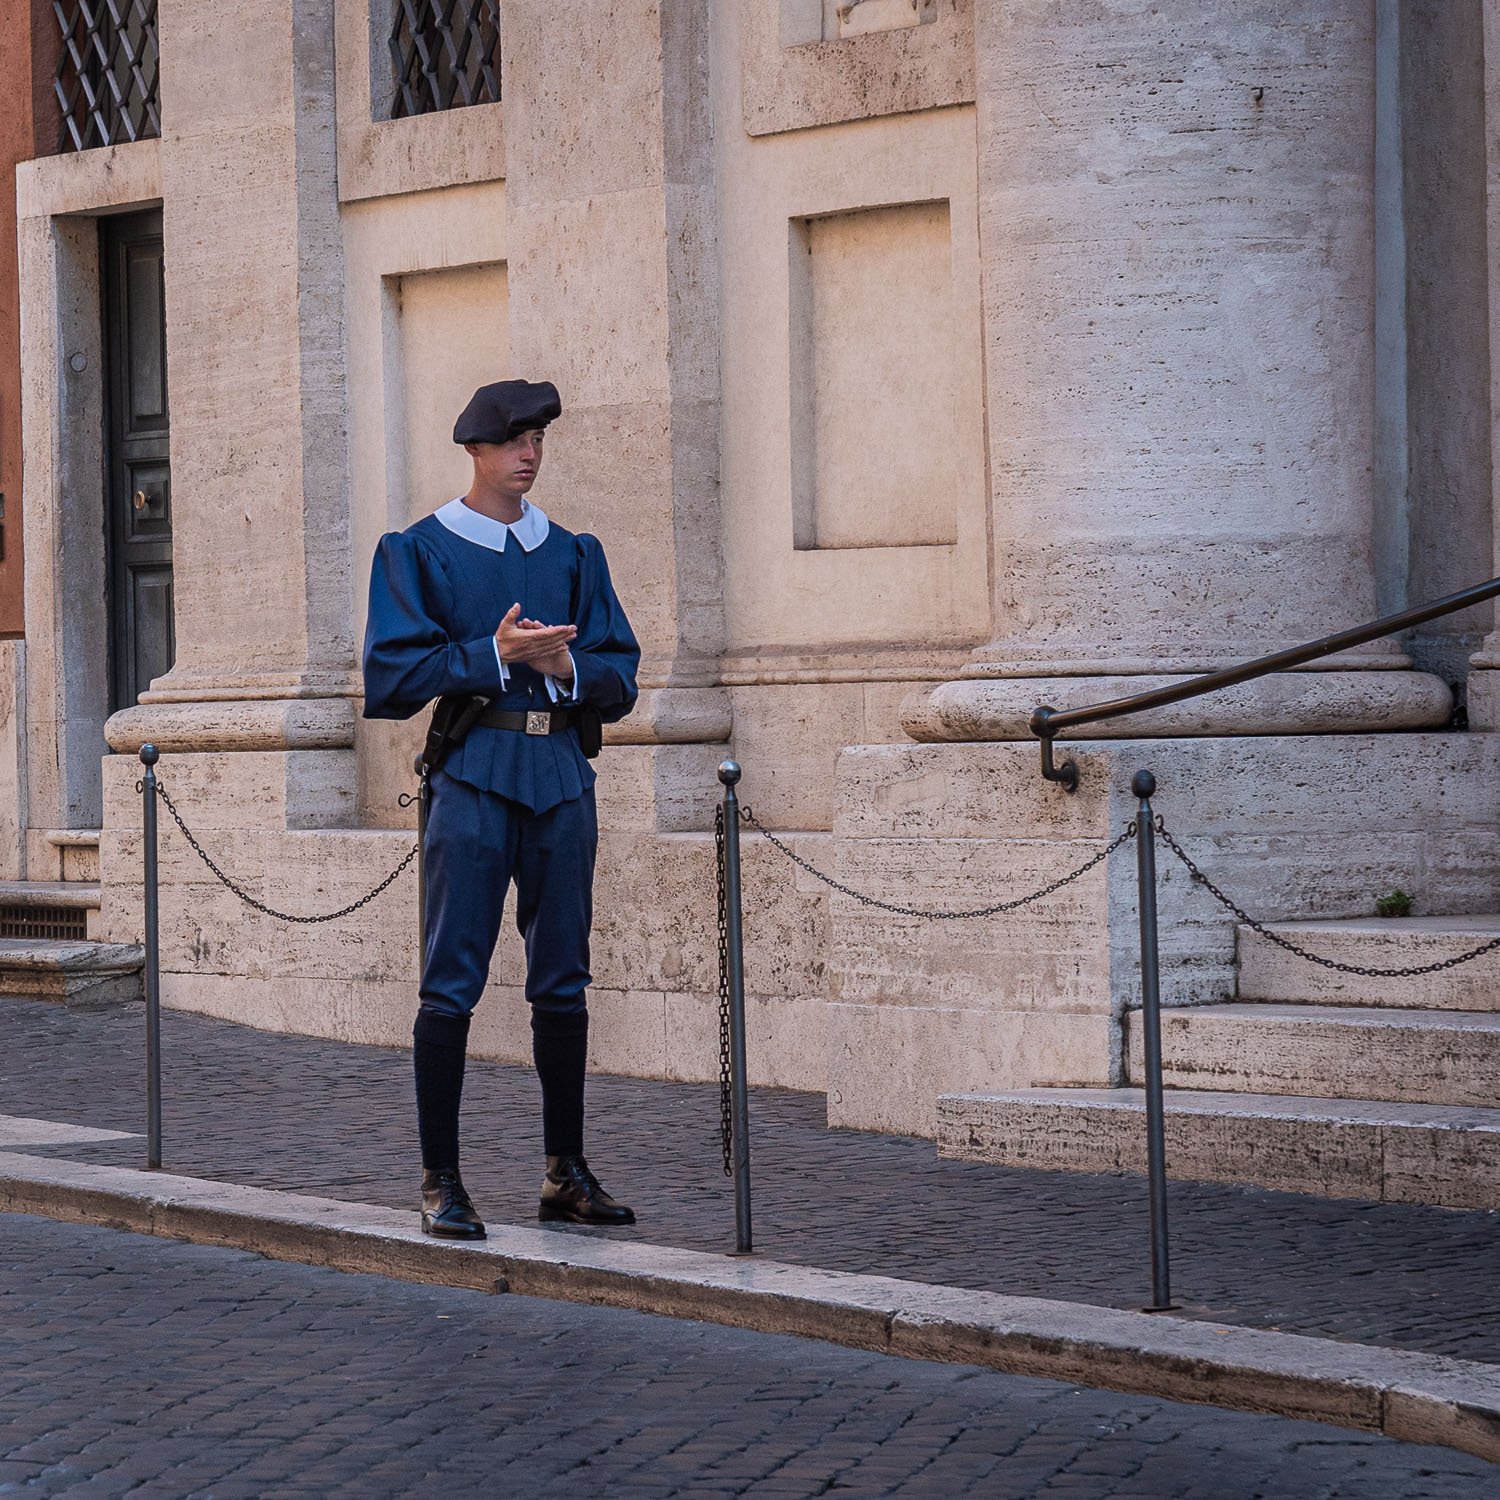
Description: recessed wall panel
790,200,958,550
393,260,508,524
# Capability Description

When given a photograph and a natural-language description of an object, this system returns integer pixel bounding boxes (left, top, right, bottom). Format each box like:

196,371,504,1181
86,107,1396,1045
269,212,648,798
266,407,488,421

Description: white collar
435,497,550,553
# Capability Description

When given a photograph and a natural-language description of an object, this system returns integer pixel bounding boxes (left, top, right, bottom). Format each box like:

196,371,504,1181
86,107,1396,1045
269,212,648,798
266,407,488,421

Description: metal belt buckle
525,710,551,737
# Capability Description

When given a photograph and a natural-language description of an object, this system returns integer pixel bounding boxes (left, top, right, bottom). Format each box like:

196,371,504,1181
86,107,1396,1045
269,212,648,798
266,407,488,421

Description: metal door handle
134,490,148,511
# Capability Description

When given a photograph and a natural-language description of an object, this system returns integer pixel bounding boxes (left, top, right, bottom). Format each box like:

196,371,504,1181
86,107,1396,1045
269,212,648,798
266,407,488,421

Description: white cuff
492,638,510,688
543,650,579,703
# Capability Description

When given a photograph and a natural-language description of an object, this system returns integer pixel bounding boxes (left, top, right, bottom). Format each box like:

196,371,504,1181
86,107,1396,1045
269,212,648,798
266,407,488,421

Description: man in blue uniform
363,379,640,1238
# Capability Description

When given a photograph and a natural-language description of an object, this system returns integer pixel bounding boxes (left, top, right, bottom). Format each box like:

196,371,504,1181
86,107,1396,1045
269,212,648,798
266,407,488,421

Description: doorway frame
15,141,162,872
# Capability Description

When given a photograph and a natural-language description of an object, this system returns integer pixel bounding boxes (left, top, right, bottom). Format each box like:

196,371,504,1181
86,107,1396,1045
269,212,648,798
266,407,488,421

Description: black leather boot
421,1167,486,1239
539,1155,635,1226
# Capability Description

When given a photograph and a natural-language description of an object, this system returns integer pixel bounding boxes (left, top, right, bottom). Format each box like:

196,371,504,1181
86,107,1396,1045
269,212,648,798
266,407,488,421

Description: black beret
452,380,562,445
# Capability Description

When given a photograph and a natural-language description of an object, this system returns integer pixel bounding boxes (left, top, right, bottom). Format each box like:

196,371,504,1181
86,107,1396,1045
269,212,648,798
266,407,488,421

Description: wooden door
101,208,173,713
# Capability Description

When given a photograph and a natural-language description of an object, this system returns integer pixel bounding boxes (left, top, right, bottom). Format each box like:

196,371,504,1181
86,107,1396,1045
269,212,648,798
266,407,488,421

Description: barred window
389,0,502,120
54,0,161,153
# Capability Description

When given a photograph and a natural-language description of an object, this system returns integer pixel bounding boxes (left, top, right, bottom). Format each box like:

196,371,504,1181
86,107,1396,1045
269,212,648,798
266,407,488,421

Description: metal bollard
1132,769,1175,1311
139,744,162,1169
412,755,430,950
718,760,753,1254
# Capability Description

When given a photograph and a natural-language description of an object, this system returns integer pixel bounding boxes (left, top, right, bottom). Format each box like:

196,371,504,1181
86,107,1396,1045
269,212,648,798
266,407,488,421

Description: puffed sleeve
361,532,508,720
569,533,641,724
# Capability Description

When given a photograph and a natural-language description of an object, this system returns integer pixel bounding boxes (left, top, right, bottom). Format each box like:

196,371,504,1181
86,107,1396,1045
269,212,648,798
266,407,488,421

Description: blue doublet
362,501,639,1018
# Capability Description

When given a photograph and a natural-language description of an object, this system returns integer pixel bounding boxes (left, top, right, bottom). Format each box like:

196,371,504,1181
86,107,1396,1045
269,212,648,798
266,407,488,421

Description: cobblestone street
1,1213,1494,1499
3,998,1499,1365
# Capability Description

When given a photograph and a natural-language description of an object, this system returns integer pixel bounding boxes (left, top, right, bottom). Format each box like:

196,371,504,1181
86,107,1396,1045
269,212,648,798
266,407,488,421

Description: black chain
148,779,419,925
1155,816,1500,978
739,807,1137,919
714,803,734,1177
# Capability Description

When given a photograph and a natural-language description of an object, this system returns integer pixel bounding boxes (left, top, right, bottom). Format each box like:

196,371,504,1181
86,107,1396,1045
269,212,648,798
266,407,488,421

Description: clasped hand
495,602,576,682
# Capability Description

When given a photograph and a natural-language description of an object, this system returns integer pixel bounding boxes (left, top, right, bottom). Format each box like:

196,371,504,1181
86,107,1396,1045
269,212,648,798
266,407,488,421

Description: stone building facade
5,1,1500,1198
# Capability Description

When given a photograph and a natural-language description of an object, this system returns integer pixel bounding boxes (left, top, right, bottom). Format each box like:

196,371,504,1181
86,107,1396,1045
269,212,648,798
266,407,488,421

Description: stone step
0,881,103,942
0,881,101,909
1237,916,1500,1011
936,1087,1500,1210
0,939,143,1008
1125,1003,1500,1110
43,829,101,883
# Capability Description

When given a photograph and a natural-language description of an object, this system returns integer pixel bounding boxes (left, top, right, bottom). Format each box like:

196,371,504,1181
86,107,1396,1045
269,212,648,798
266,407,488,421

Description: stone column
500,0,730,781
904,0,1450,742
104,0,356,756
1463,0,1500,730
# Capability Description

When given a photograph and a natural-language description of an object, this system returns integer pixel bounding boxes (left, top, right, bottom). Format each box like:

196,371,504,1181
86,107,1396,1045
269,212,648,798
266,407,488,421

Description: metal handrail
1023,571,1500,1306
1029,574,1500,791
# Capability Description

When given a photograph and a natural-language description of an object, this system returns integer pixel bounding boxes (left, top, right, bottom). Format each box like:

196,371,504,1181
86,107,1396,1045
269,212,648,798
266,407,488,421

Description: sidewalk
6,1211,1495,1500
4,995,1497,1368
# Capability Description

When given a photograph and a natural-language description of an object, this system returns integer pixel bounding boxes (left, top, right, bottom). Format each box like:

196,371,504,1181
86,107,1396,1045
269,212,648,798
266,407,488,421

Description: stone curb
1,1150,1496,1466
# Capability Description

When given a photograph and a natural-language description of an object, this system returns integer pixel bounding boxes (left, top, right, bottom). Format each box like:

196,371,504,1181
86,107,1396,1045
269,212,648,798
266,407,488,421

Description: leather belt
476,705,579,737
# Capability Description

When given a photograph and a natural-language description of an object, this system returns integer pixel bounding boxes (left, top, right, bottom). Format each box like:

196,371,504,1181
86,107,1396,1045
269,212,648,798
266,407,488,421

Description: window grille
0,905,88,941
389,0,501,119
54,0,161,153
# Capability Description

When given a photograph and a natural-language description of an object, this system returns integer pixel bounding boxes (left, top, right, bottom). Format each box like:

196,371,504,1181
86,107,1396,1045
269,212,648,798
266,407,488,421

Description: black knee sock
413,1009,471,1171
531,1010,588,1159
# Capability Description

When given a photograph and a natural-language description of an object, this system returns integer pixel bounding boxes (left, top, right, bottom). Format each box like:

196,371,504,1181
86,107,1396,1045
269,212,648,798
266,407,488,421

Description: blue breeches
418,771,598,1022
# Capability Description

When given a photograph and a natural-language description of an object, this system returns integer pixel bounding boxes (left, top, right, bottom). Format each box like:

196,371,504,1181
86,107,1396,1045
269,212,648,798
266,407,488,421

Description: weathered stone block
662,989,827,1092
591,744,724,833
1126,1003,1500,1110
826,1003,1113,1135
902,670,1453,743
937,1087,1500,1210
500,0,668,206
1238,917,1500,1010
102,750,359,834
730,683,868,832
741,0,973,136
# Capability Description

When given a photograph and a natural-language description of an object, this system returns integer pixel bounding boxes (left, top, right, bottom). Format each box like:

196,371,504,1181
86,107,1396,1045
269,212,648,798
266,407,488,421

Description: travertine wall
95,748,830,1092
502,0,732,764
13,0,1500,1142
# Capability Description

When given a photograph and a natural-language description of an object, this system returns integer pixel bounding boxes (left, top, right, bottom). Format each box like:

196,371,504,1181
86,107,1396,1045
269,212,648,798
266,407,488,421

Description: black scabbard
419,693,493,779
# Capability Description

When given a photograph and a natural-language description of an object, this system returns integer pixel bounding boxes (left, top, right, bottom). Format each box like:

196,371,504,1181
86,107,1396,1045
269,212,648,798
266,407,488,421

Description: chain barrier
142,777,419,925
1155,816,1500,978
715,804,1134,1179
739,806,1138,919
714,803,734,1177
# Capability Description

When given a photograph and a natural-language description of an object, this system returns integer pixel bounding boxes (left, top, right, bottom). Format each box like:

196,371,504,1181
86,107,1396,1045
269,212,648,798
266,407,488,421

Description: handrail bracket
1031,707,1079,794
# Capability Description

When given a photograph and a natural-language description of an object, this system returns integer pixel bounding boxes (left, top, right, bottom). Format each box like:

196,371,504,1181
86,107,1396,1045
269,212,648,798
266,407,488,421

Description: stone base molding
104,698,356,755
603,687,732,746
1461,663,1500,730
900,670,1454,743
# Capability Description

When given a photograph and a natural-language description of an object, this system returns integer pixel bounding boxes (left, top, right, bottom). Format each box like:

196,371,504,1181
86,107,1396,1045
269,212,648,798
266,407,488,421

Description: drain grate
0,905,87,941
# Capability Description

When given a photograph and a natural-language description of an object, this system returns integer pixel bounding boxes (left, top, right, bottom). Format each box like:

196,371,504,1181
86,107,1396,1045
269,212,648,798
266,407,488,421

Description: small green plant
1375,888,1413,919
